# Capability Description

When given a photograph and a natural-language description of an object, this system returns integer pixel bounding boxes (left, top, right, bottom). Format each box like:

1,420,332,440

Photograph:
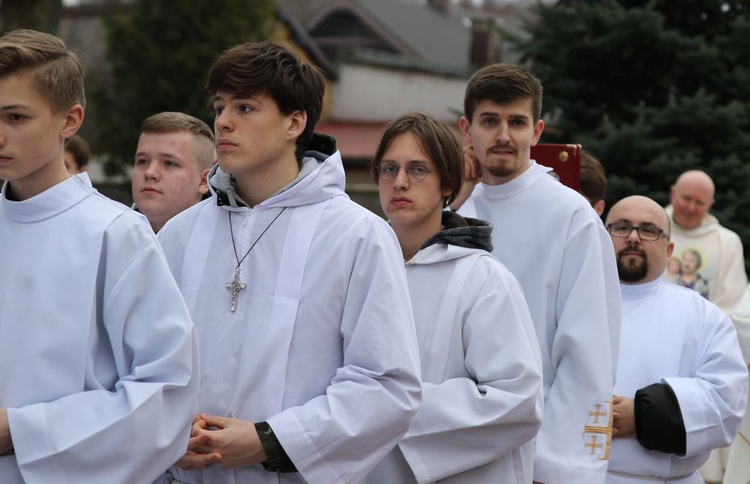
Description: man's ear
61,104,84,140
458,116,472,144
287,110,308,141
666,241,675,258
594,199,606,217
198,168,211,195
531,119,544,146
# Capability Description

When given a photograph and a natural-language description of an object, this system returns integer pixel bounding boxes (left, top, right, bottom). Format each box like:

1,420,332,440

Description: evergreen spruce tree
94,0,274,175
513,0,750,267
0,0,63,33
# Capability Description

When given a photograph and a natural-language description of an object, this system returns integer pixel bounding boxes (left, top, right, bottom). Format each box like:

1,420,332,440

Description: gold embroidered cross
585,435,604,455
589,404,607,424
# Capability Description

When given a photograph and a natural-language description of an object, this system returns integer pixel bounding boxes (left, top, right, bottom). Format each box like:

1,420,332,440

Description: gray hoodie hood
421,210,493,253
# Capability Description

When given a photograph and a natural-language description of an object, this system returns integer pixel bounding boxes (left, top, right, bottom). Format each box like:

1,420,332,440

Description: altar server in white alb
157,41,422,483
0,29,200,484
604,195,747,484
366,113,543,483
453,63,621,483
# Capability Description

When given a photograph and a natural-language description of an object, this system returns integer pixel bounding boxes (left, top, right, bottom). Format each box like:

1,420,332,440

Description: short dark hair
206,40,325,162
464,63,542,123
372,112,463,208
580,151,607,205
0,29,85,113
65,134,90,169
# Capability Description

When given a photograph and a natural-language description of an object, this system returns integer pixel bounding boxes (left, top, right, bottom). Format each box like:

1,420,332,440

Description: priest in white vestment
604,195,747,484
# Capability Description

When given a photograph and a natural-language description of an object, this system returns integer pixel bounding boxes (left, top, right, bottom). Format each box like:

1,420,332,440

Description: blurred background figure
63,133,90,174
665,170,747,315
580,151,607,217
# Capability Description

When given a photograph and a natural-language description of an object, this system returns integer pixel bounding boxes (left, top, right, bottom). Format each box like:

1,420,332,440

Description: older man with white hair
666,170,747,315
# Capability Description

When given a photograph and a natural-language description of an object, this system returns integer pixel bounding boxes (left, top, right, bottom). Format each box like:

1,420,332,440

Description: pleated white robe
460,161,621,484
0,174,200,484
366,243,543,483
607,279,747,483
159,152,422,484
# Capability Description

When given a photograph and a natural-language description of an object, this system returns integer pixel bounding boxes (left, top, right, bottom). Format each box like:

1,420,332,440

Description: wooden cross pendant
226,267,246,312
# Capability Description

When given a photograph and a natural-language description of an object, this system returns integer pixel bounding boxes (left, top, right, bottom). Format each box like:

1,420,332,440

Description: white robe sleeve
713,229,747,316
266,218,422,483
534,219,621,484
7,216,200,484
731,283,750,364
664,307,748,457
399,271,543,483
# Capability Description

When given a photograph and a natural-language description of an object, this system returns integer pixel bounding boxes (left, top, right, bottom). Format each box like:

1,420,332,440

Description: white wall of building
332,63,468,122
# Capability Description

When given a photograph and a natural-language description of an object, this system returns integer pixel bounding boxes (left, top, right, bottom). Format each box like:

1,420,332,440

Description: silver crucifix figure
226,267,246,312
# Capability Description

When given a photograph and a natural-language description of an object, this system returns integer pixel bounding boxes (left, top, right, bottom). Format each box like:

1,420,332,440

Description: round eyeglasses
607,222,668,241
377,162,433,183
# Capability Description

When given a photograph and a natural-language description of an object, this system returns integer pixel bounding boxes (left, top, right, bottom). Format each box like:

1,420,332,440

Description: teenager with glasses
366,112,543,483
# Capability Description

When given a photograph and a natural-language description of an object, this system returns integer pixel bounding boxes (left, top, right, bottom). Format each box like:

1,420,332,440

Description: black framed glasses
377,162,432,183
607,222,668,241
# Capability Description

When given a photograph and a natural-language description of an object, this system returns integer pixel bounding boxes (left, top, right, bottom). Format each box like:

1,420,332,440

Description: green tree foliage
512,0,750,262
94,0,275,175
0,0,63,33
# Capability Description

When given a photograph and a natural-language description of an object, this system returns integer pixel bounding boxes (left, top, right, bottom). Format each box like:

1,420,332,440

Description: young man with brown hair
0,29,199,483
454,63,621,484
157,40,421,483
132,111,216,232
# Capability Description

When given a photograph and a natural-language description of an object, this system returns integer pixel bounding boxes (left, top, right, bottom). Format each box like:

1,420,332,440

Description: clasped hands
612,395,636,438
176,413,267,471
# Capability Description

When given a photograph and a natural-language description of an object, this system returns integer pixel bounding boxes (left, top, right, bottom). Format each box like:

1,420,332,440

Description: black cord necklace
225,207,287,312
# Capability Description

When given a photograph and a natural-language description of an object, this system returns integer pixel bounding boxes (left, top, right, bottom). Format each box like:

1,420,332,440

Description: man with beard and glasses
604,195,747,484
452,63,621,484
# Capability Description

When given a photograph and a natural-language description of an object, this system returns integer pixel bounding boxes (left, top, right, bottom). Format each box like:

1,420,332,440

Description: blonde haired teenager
132,111,216,232
0,29,199,483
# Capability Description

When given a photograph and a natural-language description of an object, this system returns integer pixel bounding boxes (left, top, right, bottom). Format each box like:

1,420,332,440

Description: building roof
306,0,471,71
276,5,338,78
356,0,470,69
